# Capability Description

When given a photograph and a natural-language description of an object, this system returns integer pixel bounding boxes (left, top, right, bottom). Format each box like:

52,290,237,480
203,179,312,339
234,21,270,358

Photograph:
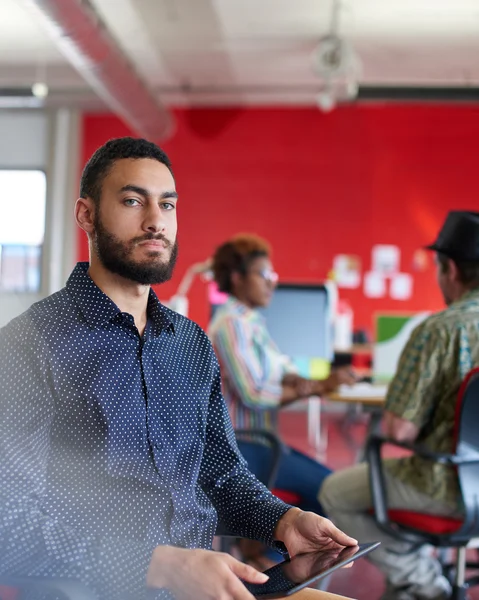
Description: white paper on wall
372,245,400,276
390,273,413,301
364,271,386,298
332,254,361,289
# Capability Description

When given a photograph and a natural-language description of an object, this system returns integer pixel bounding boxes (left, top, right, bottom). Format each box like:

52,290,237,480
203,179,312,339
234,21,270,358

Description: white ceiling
2,0,479,107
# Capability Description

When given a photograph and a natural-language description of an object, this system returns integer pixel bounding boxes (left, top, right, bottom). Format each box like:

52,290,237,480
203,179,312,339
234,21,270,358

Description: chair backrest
234,429,283,489
454,367,479,534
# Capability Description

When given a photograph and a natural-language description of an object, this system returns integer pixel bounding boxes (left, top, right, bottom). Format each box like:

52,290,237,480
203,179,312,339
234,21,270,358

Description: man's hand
383,410,419,443
274,508,357,558
147,546,268,599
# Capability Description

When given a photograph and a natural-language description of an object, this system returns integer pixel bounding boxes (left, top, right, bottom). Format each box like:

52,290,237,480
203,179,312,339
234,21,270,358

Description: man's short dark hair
79,137,173,205
438,253,479,288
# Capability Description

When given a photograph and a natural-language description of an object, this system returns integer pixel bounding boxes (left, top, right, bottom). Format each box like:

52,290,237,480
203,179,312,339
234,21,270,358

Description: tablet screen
244,542,380,599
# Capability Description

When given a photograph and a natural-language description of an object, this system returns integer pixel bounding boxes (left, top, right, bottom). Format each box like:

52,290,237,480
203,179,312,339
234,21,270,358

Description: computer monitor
209,282,333,379
259,283,333,379
373,311,430,383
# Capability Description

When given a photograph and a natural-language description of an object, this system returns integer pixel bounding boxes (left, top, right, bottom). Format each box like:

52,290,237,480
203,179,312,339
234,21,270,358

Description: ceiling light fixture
312,0,361,112
32,82,49,98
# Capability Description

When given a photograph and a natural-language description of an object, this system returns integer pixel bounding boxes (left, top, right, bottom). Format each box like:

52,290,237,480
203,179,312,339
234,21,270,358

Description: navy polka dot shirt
0,263,290,599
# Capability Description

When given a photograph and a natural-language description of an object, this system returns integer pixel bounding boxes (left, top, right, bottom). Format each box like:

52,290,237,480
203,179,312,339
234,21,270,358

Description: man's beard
92,213,178,285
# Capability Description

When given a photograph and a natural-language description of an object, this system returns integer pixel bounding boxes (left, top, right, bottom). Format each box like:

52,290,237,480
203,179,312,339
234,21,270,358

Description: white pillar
44,108,80,295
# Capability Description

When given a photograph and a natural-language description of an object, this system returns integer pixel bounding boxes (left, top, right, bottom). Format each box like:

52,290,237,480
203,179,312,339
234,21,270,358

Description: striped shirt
208,297,296,431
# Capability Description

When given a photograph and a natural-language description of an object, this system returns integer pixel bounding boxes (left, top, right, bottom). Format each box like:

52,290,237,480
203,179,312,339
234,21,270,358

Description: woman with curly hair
209,234,355,524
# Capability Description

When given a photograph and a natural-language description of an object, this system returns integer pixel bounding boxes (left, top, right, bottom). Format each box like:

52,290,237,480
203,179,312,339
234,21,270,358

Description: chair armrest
367,434,479,542
365,435,389,527
366,435,436,544
0,576,98,600
234,428,286,489
368,435,479,465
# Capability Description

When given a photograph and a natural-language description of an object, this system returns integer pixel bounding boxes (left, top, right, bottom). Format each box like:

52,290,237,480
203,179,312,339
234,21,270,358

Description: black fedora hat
426,211,479,262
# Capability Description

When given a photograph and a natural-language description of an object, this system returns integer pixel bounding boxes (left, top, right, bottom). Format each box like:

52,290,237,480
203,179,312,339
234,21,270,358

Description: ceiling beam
22,0,174,140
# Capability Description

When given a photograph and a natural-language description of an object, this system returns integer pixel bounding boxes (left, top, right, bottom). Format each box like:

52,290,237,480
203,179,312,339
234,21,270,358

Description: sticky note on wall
309,358,330,380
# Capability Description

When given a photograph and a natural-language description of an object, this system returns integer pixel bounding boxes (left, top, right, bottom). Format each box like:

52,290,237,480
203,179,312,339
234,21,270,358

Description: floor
276,407,479,600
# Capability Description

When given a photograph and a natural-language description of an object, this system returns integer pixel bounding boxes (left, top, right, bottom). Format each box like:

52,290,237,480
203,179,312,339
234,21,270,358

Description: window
0,170,46,292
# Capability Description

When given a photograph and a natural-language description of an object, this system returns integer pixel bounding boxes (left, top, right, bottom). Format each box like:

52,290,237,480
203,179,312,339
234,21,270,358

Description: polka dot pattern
0,262,290,599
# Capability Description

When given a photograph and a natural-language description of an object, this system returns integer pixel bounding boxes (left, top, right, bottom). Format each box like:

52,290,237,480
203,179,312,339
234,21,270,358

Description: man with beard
320,211,479,600
0,137,356,600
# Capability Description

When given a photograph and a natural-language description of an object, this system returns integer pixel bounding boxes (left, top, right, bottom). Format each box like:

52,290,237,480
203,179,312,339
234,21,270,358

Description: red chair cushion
272,488,301,506
0,586,19,600
385,509,463,534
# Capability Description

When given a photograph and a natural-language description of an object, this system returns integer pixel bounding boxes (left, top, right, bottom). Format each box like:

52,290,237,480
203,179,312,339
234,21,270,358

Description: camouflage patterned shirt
384,287,479,510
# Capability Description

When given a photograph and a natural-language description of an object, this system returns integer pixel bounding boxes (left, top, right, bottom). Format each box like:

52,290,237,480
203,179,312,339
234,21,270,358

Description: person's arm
383,411,420,442
146,546,266,600
212,315,288,410
382,321,447,441
281,368,358,405
279,381,308,405
273,508,357,557
199,358,292,542
0,322,157,598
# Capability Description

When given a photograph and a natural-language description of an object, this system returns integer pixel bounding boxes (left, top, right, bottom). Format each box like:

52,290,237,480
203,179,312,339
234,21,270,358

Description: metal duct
23,0,173,141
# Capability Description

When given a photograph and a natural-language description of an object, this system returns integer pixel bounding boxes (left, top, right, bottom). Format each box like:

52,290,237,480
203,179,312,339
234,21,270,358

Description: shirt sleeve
199,359,291,548
385,320,447,429
212,315,290,409
0,320,157,600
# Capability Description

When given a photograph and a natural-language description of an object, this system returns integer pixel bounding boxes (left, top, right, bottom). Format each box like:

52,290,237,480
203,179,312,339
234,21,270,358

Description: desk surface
285,590,354,600
327,383,387,407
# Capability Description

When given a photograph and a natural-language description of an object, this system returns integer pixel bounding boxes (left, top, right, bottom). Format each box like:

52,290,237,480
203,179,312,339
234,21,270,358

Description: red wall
79,105,479,334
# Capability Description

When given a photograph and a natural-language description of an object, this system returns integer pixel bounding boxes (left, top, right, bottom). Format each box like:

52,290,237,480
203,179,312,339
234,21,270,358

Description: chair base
444,561,479,600
451,585,468,600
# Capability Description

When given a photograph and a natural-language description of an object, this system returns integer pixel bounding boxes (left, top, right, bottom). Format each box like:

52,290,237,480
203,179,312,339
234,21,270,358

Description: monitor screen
259,284,333,378
209,283,333,379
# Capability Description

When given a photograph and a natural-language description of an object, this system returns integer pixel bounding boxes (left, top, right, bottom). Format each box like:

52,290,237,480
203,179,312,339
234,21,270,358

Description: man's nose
143,204,166,234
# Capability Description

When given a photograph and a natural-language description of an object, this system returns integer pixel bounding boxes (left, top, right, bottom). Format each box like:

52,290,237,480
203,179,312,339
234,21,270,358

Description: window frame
0,166,48,295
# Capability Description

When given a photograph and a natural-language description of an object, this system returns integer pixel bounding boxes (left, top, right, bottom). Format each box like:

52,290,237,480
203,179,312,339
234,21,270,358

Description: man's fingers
321,518,358,546
343,561,354,569
228,557,269,583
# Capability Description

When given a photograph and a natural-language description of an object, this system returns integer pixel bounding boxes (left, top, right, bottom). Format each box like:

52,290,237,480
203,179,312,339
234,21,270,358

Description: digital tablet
243,542,380,599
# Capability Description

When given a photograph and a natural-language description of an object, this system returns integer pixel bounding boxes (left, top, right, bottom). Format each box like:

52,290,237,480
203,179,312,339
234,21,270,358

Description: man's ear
448,258,460,283
74,197,95,235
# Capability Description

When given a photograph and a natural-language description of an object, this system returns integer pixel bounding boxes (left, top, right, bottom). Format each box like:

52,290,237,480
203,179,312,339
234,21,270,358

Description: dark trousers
237,440,331,515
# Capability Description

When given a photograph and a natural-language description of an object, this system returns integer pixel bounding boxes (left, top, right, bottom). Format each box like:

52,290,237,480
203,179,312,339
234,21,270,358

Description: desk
326,385,387,460
285,590,354,600
307,385,387,455
327,383,387,407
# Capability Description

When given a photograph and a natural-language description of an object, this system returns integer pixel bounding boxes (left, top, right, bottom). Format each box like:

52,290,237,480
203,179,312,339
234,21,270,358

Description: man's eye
124,198,140,206
162,202,175,210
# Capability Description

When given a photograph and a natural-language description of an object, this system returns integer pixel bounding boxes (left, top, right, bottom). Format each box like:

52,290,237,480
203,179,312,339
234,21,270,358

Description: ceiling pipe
23,0,174,141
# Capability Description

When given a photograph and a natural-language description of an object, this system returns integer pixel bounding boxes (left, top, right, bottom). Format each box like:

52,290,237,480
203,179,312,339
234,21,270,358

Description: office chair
230,429,333,592
366,367,479,600
216,428,299,551
0,576,97,600
233,428,300,505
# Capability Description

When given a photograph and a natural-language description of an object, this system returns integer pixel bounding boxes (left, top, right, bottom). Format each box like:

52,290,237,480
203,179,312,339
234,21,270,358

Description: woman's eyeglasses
251,269,279,284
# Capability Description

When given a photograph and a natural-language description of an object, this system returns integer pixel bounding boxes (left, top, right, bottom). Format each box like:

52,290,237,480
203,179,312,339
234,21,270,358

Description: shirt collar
456,286,479,306
66,262,175,335
224,295,264,322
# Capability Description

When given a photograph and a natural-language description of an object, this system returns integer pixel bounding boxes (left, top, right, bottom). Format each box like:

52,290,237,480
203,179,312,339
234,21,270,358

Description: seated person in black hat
319,211,479,600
